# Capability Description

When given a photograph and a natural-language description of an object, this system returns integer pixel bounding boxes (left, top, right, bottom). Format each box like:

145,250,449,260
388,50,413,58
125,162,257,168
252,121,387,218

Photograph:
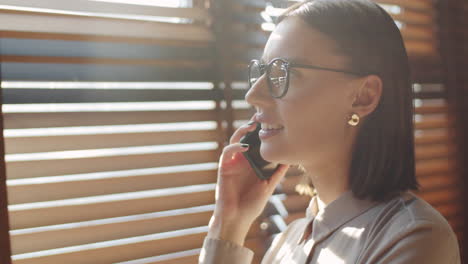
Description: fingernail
247,121,256,125
241,143,249,148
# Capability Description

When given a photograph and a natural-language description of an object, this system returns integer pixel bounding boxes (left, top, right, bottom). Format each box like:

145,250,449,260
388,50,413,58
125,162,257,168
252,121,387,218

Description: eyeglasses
248,57,371,98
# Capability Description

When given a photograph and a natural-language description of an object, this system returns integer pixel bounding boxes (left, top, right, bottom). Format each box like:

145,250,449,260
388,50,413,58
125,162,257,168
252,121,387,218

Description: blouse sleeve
198,236,254,264
362,219,461,264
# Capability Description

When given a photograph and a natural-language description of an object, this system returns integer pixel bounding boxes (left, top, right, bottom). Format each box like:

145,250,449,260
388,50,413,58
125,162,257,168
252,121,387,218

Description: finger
220,143,250,165
267,164,290,187
229,121,259,145
228,114,257,145
222,121,256,148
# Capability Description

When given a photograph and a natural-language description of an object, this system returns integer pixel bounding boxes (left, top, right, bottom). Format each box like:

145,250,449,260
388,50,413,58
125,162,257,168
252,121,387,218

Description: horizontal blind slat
400,25,433,41
0,30,210,46
11,207,214,255
1,38,212,62
6,130,219,154
12,228,209,264
9,187,215,229
4,110,218,129
8,167,218,204
393,9,434,26
0,12,213,41
13,211,263,258
415,143,455,160
1,62,213,82
1,56,212,67
415,129,449,145
415,105,447,114
12,229,265,264
418,173,461,192
0,0,210,20
7,149,219,179
3,89,220,104
417,158,455,176
114,249,200,264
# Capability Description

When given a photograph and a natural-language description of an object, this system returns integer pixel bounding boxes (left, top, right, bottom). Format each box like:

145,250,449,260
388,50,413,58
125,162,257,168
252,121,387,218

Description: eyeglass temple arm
290,63,368,76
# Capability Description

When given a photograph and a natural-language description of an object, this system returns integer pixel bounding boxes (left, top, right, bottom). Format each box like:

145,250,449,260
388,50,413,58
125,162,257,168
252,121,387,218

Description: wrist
207,215,251,246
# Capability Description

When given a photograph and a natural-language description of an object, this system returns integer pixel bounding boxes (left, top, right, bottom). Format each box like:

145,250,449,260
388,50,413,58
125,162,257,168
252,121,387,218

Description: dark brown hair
277,0,420,202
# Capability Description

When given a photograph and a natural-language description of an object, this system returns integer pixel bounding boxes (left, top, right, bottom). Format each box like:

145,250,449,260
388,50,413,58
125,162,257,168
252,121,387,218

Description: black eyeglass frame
248,57,373,99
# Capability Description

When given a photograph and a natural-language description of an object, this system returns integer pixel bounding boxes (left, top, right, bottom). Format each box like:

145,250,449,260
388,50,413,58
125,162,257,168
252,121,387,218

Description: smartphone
240,122,281,180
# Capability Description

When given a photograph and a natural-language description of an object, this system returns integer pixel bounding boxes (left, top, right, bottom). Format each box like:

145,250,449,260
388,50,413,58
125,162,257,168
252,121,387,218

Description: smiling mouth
259,127,284,140
261,127,284,131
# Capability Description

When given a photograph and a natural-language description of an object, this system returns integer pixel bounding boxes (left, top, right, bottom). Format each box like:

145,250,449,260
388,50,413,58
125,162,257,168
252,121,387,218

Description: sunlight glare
317,248,345,264
89,0,187,8
341,226,365,239
261,22,276,31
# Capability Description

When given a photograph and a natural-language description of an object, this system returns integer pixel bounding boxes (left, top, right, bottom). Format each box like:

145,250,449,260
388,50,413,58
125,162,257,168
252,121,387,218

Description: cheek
282,86,348,144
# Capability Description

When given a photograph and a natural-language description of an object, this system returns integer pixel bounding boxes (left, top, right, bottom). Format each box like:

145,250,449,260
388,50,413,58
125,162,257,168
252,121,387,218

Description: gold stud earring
348,113,360,126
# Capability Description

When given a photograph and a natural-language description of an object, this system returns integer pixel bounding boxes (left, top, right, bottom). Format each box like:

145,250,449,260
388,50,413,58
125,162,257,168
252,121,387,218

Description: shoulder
359,191,461,263
375,191,456,236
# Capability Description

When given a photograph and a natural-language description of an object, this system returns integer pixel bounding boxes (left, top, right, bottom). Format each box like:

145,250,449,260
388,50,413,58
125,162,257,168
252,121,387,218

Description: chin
260,144,283,163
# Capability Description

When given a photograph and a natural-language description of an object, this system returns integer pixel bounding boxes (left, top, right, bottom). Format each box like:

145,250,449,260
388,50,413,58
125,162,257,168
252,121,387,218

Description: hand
208,114,290,244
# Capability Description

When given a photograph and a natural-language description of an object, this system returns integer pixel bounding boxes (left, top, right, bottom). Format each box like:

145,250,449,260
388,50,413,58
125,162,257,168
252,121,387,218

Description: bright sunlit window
89,0,192,8
0,0,193,23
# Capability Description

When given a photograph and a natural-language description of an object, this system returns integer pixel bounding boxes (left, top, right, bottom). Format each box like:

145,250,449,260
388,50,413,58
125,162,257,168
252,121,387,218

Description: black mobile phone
240,122,281,180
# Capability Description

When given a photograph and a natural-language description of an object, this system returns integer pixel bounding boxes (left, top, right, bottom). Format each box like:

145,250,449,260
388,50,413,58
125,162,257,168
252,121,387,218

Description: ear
350,75,383,119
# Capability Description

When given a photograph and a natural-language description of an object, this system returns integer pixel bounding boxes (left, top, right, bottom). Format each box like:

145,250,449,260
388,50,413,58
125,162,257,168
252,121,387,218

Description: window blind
0,0,233,263
227,0,464,261
0,0,464,263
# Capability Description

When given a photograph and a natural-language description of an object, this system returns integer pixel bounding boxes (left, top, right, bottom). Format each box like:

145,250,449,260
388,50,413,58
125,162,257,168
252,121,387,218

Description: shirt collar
304,189,381,244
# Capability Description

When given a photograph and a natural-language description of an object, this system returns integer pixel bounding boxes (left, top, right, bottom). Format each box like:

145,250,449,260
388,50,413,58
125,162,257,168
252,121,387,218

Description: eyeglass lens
249,59,288,98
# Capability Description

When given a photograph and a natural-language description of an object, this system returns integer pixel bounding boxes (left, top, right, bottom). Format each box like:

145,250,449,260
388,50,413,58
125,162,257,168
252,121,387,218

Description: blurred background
0,0,466,263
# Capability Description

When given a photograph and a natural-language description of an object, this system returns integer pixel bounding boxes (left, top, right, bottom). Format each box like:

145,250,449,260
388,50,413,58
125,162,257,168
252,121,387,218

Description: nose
244,74,272,108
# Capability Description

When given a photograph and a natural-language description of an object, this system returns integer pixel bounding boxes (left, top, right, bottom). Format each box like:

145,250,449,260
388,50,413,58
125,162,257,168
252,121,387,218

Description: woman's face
245,16,363,167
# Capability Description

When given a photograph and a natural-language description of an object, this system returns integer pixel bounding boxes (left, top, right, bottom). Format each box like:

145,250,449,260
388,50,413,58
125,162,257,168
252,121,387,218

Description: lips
259,126,284,140
262,126,284,130
254,114,284,128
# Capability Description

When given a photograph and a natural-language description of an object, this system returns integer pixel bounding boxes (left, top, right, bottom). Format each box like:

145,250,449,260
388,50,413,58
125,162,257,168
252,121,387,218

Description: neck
302,153,351,208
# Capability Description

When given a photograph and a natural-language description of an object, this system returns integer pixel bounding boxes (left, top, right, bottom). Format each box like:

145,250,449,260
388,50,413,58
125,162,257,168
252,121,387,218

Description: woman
198,0,461,263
